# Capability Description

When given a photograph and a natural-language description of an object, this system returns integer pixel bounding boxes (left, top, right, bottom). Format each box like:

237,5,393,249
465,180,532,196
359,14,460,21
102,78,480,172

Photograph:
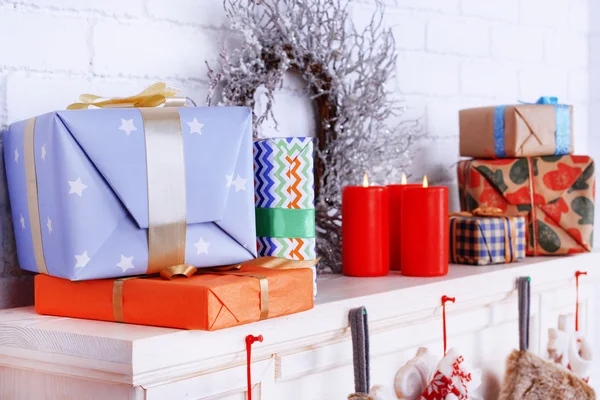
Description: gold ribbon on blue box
24,84,188,276
7,83,256,280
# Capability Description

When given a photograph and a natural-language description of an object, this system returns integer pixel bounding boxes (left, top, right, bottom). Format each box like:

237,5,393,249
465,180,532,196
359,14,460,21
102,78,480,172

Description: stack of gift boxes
452,97,595,266
3,86,318,331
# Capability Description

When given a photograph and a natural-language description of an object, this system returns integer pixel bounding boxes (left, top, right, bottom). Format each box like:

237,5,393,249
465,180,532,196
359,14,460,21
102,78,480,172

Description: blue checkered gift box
449,215,526,265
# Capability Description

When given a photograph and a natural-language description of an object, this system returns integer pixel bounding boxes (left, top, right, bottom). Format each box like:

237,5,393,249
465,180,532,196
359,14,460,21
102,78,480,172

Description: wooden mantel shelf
0,253,598,399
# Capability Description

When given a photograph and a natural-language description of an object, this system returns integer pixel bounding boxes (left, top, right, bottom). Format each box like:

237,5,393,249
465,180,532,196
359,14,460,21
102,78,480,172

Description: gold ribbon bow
67,82,187,110
449,207,519,263
449,207,505,218
112,257,320,324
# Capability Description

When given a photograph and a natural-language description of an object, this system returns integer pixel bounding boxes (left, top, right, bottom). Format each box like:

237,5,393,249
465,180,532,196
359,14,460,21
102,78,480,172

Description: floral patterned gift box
457,155,595,256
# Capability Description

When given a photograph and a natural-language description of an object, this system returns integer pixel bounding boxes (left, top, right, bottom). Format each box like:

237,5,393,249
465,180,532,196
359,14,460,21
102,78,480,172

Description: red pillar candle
388,173,420,271
400,176,449,277
342,174,390,277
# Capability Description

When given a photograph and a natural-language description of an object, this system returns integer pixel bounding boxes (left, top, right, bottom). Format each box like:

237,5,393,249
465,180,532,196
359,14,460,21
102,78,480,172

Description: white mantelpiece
0,253,597,399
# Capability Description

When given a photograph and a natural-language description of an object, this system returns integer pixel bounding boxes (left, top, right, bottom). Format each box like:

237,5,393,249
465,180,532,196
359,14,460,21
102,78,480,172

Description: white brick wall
589,0,600,381
0,0,596,305
0,0,593,173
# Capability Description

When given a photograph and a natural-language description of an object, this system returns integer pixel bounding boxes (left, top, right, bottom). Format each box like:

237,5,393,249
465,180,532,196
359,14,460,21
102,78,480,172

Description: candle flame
363,173,369,187
401,173,407,185
423,175,428,188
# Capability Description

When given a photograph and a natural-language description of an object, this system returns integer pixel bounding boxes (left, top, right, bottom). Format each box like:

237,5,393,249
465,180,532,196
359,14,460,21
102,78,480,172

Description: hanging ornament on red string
441,295,455,356
547,271,594,383
575,270,587,332
245,334,263,400
409,295,481,400
569,271,593,383
500,277,594,399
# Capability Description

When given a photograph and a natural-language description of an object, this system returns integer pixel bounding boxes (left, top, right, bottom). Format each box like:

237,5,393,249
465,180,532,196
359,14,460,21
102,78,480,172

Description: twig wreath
207,0,422,272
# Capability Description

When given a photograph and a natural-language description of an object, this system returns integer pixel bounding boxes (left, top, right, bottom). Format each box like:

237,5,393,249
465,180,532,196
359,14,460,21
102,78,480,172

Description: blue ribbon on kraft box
493,96,571,157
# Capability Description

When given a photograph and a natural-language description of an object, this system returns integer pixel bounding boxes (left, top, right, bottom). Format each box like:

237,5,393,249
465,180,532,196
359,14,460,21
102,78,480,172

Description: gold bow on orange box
111,257,320,324
67,82,187,110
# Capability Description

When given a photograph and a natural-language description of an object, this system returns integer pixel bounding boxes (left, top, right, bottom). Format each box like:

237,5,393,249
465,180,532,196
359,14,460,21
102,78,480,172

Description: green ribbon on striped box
255,208,316,239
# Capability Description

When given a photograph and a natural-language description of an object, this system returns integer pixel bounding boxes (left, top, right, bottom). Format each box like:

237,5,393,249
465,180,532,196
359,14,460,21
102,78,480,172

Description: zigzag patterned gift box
458,155,595,256
254,137,316,295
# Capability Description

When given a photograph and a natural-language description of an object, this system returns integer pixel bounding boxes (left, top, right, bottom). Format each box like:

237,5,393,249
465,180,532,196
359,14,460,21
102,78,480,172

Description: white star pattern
14,149,19,164
232,175,248,192
68,177,88,197
187,118,204,135
116,255,135,273
194,237,210,255
41,144,47,161
74,251,90,269
19,214,25,229
46,216,52,234
118,119,137,136
225,173,234,187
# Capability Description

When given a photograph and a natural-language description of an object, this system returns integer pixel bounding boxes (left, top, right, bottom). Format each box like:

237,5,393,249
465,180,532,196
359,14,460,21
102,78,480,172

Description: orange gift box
35,265,314,331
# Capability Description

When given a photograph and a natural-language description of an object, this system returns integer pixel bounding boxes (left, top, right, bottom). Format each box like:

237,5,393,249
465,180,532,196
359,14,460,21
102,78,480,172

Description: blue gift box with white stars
4,107,257,280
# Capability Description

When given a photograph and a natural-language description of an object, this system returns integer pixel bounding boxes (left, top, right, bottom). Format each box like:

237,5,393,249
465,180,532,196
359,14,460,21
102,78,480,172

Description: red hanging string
575,271,587,332
442,295,456,355
245,334,263,400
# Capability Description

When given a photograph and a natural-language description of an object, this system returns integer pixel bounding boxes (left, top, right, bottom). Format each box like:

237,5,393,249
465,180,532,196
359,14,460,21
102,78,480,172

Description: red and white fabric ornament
394,348,481,400
418,349,472,400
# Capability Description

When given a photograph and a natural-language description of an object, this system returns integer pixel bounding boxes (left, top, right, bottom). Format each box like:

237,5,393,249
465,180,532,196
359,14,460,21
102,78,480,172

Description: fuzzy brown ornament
499,350,595,400
347,394,373,400
499,277,595,400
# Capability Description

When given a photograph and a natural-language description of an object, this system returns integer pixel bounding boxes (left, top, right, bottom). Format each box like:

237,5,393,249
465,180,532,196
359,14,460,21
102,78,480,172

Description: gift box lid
52,107,250,228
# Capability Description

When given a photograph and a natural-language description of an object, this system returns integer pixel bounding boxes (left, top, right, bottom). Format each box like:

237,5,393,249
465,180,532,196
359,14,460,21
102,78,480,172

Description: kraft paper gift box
449,211,526,265
35,259,315,331
459,97,573,159
4,106,257,280
457,155,595,256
